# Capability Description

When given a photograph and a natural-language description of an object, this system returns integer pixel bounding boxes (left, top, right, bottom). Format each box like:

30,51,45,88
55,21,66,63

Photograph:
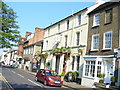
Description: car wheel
35,77,38,81
44,80,47,86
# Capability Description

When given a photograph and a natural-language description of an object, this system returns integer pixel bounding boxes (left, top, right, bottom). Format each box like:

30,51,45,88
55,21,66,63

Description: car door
37,69,43,82
40,70,46,82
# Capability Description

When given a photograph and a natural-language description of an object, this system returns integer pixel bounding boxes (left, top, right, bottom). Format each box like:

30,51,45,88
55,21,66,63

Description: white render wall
42,8,88,77
43,10,88,51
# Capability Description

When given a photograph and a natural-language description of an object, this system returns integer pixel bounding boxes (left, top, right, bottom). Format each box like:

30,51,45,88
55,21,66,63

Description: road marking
17,73,24,78
0,73,14,90
28,79,42,87
11,71,16,74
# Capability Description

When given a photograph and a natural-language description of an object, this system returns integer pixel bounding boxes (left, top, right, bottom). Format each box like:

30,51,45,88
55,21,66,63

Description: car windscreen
45,70,58,76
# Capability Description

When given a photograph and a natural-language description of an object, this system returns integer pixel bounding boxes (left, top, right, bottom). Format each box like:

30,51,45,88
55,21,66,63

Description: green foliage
37,52,48,59
60,47,71,54
78,48,83,54
0,1,20,48
110,76,116,82
60,71,65,77
67,49,71,54
60,47,67,52
65,71,79,81
50,68,52,70
51,47,60,54
98,73,105,78
44,52,48,58
46,62,50,66
37,52,42,56
72,71,79,81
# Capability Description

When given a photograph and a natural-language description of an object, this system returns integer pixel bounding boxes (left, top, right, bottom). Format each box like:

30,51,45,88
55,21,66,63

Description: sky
0,0,110,56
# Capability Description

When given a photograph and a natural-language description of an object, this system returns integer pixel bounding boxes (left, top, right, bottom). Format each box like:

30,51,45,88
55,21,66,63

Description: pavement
17,68,90,89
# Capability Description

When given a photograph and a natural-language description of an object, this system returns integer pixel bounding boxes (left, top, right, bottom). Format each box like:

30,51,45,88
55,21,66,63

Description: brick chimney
25,32,32,38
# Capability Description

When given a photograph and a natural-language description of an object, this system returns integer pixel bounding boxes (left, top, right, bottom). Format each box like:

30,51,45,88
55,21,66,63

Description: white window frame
93,13,100,26
91,34,99,51
85,61,95,77
103,31,112,50
97,61,102,77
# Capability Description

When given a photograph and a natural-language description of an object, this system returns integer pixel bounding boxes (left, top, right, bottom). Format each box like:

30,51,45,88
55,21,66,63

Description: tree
0,1,20,48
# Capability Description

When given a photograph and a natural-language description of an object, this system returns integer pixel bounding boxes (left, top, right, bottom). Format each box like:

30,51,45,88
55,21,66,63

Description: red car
35,69,63,87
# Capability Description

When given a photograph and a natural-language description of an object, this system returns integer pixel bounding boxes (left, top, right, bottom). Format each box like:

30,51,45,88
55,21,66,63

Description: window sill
90,49,99,52
83,76,96,79
104,22,112,25
101,48,112,51
92,25,100,28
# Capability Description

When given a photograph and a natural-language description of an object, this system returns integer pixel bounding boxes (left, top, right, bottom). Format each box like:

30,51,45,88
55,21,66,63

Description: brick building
82,1,120,87
20,27,45,72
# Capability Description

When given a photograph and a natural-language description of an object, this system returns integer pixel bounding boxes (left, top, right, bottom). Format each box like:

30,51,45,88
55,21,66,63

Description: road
0,65,68,90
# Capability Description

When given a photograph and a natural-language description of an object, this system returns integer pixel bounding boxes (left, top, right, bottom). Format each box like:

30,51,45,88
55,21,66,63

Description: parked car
35,69,63,87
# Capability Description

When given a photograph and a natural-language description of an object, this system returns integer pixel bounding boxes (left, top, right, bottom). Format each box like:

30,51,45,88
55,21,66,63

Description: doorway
104,61,114,83
55,55,60,74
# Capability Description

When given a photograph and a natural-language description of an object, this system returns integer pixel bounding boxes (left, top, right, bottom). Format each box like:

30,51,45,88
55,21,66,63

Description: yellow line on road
0,73,14,90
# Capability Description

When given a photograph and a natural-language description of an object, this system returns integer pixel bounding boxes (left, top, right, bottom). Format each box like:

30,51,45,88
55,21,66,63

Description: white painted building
42,8,88,77
0,49,18,66
42,1,104,81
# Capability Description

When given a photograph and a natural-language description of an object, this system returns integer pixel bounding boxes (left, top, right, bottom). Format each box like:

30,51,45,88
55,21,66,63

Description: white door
104,61,113,83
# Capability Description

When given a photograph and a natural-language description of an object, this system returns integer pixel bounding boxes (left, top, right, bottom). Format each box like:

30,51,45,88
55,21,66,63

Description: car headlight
48,77,52,80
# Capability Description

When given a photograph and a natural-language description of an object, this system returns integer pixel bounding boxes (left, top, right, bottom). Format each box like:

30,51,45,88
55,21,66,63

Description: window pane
72,56,75,70
77,56,80,71
105,9,112,24
78,15,81,25
76,32,80,45
94,14,100,26
65,35,68,47
92,35,99,49
67,20,69,29
105,32,112,48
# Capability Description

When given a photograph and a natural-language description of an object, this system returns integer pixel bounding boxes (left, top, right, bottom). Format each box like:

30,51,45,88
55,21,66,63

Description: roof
88,1,120,15
44,8,87,30
24,40,43,48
